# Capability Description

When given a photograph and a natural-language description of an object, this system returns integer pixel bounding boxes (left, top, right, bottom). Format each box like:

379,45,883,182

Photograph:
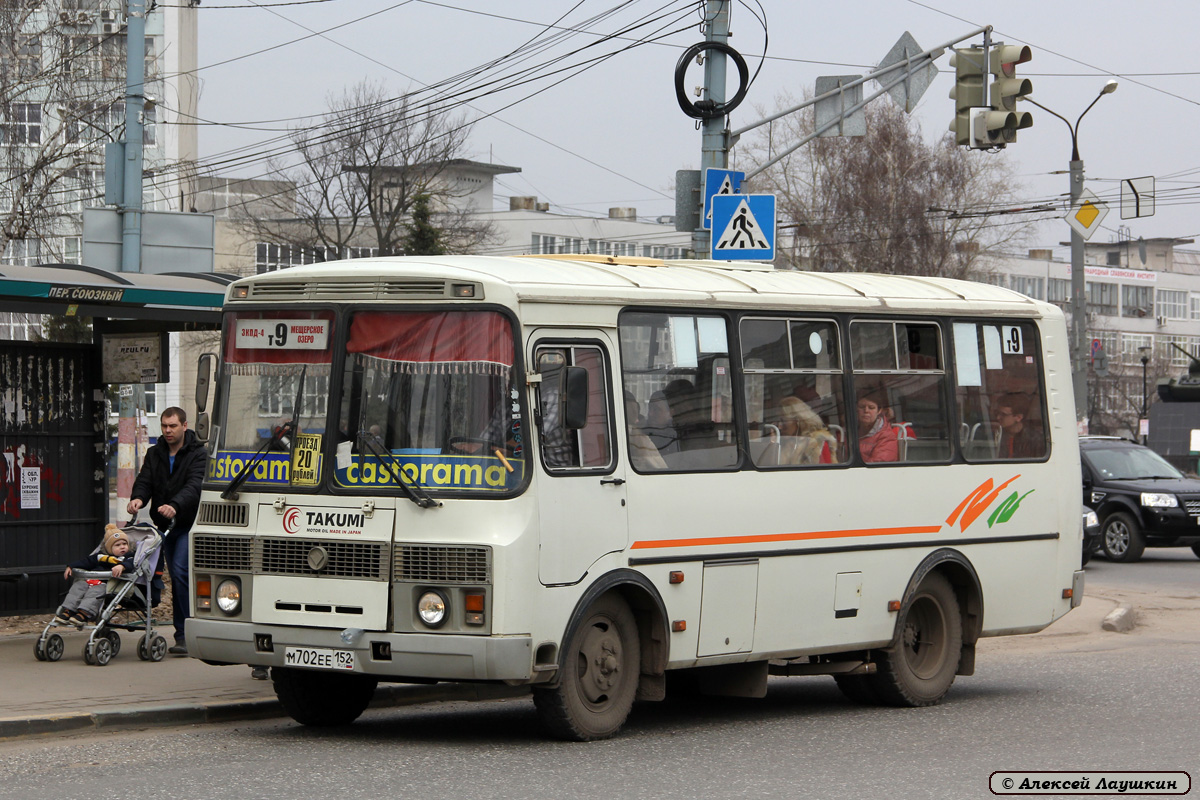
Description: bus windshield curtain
346,311,514,376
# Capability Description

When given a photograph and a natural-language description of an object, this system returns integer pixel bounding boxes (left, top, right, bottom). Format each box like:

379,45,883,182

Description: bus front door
532,336,628,585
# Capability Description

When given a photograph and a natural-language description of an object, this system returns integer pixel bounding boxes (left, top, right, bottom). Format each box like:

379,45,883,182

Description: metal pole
1069,158,1087,424
692,0,730,260
1141,353,1149,444
120,0,147,272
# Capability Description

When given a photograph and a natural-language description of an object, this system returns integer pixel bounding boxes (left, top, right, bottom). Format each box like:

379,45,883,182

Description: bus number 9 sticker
235,320,329,350
1001,325,1023,355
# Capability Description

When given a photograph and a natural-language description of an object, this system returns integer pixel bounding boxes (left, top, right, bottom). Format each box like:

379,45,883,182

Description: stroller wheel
43,633,64,662
82,640,96,665
139,633,167,662
101,628,122,659
90,637,114,667
148,634,168,662
33,638,47,661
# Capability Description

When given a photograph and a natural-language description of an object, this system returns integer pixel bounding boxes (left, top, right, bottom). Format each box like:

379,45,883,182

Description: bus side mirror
196,353,215,413
563,366,588,430
195,412,210,442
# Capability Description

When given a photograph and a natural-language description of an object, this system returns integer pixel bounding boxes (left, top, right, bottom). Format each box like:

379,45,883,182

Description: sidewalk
0,590,1165,741
0,627,524,740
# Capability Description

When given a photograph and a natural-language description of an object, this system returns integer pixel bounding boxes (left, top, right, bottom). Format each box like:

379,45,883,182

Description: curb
0,680,530,741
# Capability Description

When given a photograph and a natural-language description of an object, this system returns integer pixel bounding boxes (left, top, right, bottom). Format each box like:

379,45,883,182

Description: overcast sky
191,0,1200,259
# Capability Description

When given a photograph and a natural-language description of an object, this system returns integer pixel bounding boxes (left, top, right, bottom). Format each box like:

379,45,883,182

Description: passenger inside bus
777,396,836,465
624,393,667,470
642,391,678,455
995,393,1044,459
856,389,898,463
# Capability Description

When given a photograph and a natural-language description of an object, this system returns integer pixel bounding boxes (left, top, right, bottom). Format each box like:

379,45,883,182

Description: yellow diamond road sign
1066,188,1109,240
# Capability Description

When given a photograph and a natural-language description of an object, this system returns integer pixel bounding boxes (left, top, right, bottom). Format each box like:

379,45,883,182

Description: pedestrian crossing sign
711,194,775,261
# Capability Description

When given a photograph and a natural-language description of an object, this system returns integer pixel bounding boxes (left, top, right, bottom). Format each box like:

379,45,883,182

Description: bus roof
230,255,1054,317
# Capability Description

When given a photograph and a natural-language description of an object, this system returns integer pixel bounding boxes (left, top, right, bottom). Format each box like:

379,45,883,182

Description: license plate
283,646,355,671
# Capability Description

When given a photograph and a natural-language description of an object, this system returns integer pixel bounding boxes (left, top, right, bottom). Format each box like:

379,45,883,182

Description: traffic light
948,47,985,146
975,44,1033,147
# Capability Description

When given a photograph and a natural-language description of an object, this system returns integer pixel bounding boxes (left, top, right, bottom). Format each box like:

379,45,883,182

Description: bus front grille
260,538,389,580
197,501,249,527
191,534,387,580
193,534,253,572
394,545,491,584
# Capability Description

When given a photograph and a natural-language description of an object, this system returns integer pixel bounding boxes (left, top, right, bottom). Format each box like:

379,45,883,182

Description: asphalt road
2,553,1196,800
1085,546,1199,594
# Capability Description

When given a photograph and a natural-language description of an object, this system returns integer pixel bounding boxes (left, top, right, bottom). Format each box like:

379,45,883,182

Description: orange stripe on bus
629,525,944,550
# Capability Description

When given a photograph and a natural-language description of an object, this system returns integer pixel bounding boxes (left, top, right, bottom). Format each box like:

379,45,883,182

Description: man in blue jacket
128,407,208,655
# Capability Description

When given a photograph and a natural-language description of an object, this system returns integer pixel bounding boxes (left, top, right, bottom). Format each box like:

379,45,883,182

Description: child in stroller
56,525,135,626
34,521,170,665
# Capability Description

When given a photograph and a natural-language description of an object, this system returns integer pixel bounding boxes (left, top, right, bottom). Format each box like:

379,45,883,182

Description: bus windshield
334,309,525,495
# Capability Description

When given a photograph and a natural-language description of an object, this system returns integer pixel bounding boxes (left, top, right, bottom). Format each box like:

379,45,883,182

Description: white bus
188,255,1083,740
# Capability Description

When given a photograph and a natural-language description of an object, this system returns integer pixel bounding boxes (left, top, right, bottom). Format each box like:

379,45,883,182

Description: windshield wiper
357,430,441,509
221,366,306,500
221,420,294,500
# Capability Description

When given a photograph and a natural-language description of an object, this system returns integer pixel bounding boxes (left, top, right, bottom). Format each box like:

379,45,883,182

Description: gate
0,342,106,613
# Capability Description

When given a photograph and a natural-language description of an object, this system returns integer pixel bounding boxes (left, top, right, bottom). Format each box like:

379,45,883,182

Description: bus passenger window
850,321,951,464
955,322,1047,462
619,312,739,471
741,317,845,468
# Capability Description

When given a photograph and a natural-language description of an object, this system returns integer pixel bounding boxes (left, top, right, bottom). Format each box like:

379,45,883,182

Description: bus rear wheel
272,667,378,727
533,594,640,741
873,572,962,707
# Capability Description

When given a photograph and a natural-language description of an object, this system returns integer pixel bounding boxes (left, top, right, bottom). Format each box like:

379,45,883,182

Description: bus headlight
216,579,242,613
1140,493,1178,508
417,590,448,628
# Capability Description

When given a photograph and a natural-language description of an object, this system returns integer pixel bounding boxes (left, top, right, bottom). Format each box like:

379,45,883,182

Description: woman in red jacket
856,390,898,463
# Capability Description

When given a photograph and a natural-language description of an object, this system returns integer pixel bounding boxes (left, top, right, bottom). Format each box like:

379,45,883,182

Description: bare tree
236,80,497,263
1,5,129,262
741,94,1034,278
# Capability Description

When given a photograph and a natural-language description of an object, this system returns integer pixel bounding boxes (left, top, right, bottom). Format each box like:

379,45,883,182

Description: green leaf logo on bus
945,475,1033,532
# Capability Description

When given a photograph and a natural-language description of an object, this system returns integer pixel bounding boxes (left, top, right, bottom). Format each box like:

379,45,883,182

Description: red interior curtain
346,311,513,365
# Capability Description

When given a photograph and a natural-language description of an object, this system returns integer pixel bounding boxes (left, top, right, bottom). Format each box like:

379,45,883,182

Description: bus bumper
186,618,534,682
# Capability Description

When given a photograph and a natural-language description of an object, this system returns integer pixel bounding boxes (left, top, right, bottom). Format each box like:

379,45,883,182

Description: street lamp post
1140,345,1151,444
1024,80,1118,425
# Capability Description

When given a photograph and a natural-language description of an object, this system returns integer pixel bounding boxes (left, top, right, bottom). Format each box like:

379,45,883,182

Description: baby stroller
33,521,170,666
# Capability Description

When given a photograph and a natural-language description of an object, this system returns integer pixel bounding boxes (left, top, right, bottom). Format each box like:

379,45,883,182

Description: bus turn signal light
671,620,686,632
196,579,212,610
465,593,485,626
887,600,901,612
1062,588,1073,599
669,571,684,584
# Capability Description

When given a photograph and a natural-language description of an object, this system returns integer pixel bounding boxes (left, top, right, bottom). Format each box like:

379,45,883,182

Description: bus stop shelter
0,263,232,613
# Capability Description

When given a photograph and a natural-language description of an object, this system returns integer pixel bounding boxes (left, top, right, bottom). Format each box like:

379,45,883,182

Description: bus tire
272,667,378,727
873,572,962,707
1102,511,1145,562
833,673,883,705
533,594,640,741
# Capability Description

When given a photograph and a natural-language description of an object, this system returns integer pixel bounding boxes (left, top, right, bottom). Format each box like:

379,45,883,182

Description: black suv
1080,436,1200,562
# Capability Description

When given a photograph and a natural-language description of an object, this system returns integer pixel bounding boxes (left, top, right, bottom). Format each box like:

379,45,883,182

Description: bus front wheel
533,594,640,741
272,667,378,726
874,572,962,707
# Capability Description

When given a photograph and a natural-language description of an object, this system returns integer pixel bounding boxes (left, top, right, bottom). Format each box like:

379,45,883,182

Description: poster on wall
20,466,40,509
101,332,170,384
